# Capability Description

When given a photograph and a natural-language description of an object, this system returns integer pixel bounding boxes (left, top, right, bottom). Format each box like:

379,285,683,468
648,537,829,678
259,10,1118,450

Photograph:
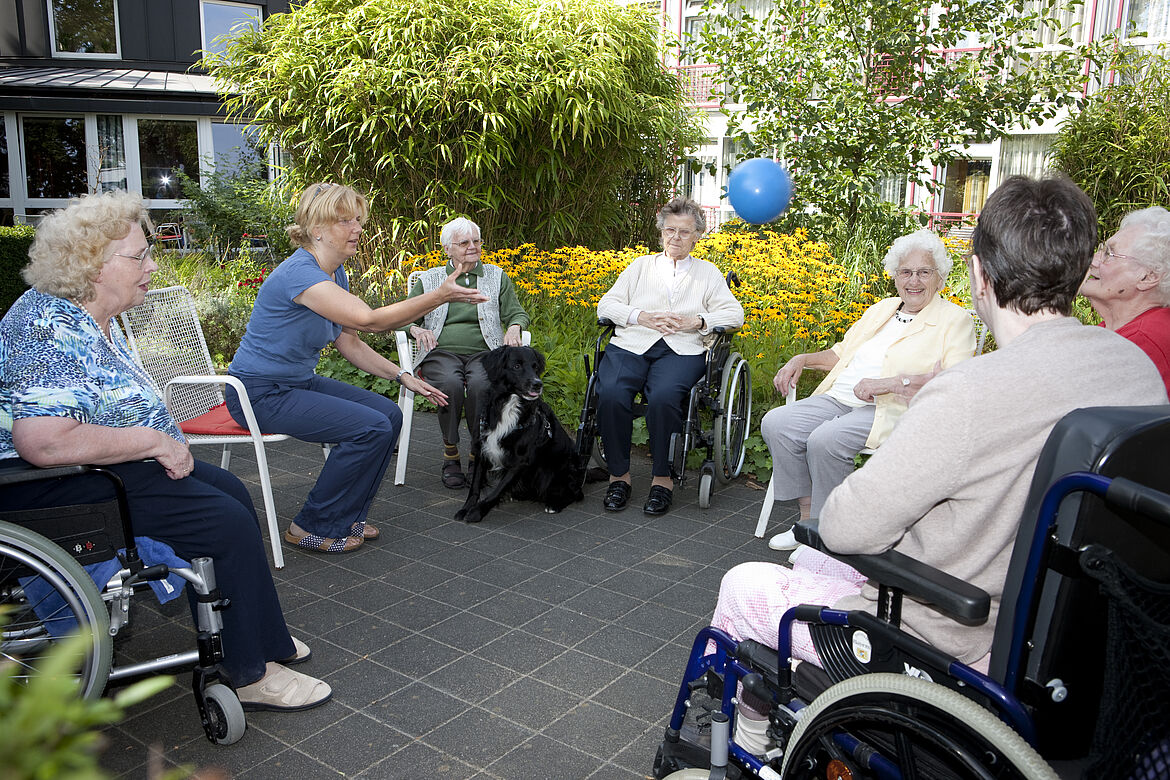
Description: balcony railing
674,63,722,106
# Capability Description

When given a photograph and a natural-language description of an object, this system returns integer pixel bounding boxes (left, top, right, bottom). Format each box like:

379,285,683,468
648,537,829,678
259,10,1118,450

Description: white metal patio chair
753,309,988,538
121,285,290,569
392,269,531,485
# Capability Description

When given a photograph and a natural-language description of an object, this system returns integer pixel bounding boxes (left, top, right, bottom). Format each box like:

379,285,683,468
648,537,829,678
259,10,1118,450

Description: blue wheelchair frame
659,469,1170,779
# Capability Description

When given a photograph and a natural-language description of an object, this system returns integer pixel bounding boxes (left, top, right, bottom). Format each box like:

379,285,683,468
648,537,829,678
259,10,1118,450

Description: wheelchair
574,273,752,508
0,464,246,744
653,405,1170,779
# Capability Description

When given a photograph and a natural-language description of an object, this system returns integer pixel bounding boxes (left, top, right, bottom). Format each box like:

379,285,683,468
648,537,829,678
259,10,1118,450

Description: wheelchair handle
1106,476,1170,527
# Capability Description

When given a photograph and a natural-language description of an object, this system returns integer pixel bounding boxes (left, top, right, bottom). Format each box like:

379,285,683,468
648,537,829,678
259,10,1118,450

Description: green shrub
0,225,35,315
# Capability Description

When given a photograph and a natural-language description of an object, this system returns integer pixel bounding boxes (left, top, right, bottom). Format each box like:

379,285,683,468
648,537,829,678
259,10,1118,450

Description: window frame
199,0,263,56
46,0,122,60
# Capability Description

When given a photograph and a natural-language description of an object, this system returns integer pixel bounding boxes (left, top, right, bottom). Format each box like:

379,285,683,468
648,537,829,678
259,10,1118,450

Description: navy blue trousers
0,458,293,686
597,340,706,478
228,375,401,540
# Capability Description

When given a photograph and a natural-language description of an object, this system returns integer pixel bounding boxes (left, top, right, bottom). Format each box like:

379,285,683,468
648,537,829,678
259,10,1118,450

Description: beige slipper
237,662,332,712
279,636,312,666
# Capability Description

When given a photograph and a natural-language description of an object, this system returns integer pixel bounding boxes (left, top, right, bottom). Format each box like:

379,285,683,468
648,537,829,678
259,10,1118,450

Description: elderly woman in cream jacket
596,197,744,517
762,228,976,549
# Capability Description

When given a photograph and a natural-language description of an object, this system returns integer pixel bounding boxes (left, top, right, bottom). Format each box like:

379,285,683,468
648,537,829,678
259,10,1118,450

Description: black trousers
0,457,294,686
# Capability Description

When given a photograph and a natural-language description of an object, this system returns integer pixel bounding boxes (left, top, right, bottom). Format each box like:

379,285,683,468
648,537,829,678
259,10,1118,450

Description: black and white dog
455,345,585,524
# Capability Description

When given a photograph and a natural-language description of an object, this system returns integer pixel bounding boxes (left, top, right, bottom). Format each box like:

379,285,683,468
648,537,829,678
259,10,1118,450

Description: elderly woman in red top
1080,206,1170,391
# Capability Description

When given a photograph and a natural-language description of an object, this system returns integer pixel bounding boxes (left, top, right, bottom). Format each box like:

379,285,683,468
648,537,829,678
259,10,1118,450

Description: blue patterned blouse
0,289,185,459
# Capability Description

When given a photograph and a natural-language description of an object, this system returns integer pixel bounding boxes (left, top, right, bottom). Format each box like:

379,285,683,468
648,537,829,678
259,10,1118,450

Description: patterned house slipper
283,526,363,554
350,521,380,540
280,637,312,666
237,663,332,712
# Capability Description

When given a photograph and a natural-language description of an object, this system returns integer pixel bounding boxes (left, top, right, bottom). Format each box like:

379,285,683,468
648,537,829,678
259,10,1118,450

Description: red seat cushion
180,403,250,436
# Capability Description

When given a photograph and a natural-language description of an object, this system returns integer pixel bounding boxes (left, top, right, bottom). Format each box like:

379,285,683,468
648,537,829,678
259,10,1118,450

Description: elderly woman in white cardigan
407,217,530,488
596,198,745,516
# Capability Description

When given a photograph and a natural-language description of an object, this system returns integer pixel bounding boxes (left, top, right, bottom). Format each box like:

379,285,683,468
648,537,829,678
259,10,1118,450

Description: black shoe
644,485,673,516
603,481,631,511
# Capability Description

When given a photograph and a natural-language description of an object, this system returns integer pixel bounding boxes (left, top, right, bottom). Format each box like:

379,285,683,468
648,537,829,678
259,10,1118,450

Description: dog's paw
543,506,559,514
461,507,483,524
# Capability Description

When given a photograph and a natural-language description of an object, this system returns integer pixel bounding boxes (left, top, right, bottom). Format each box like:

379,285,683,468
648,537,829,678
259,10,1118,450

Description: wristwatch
395,369,413,384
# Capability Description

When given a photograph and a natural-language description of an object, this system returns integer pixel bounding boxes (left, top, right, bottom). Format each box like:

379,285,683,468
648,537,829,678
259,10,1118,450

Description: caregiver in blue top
227,183,486,554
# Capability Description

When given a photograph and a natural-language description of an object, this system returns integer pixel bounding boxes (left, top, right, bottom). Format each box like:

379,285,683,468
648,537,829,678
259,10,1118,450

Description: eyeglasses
337,216,364,227
111,245,153,268
895,267,937,280
1095,242,1142,265
454,238,483,249
307,183,333,204
662,227,695,239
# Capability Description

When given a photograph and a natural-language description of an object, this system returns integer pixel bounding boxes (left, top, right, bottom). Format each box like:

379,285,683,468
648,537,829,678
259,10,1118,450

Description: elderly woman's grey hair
23,190,149,303
1119,206,1170,306
440,217,481,250
883,228,952,278
656,197,707,236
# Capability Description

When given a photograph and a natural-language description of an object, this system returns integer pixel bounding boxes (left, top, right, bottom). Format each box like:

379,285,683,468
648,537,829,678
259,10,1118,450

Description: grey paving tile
472,590,553,626
293,711,411,776
616,602,701,640
422,574,503,608
234,747,344,779
321,614,411,657
424,707,533,765
511,571,588,605
422,654,517,703
373,632,464,679
487,733,603,780
481,678,575,730
359,740,479,779
521,606,607,647
474,628,566,673
592,669,678,723
531,648,626,698
378,594,462,632
422,612,511,653
325,658,411,708
561,586,643,621
368,681,468,737
543,701,649,760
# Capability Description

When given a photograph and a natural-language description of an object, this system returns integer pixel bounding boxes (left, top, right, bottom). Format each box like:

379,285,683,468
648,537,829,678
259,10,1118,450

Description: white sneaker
768,529,799,550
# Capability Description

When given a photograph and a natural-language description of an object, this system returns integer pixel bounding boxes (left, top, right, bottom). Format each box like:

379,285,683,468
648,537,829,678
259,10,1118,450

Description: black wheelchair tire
714,354,752,485
0,520,113,700
780,673,1055,779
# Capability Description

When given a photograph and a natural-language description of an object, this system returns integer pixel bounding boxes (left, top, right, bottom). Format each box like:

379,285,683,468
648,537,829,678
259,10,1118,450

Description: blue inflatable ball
727,158,792,224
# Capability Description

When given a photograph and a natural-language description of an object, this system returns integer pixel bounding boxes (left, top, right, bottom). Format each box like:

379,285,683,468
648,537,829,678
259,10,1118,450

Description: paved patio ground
98,409,798,779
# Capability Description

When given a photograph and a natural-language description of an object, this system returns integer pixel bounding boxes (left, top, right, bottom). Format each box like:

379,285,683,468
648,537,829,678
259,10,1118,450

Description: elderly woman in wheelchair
0,192,330,725
594,197,745,516
657,176,1170,779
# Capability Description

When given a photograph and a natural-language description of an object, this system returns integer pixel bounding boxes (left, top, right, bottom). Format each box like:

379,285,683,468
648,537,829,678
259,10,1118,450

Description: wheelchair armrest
794,521,991,624
597,317,616,328
0,463,91,486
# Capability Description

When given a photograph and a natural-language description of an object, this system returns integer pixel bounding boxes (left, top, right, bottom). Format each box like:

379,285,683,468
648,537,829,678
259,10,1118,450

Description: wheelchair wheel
781,673,1055,780
698,471,714,509
203,683,246,745
713,353,751,484
576,371,607,473
0,521,113,700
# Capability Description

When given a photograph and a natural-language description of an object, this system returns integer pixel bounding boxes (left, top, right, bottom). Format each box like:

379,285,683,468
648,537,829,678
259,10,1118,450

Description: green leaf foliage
699,0,1093,223
204,0,704,257
0,224,35,317
1052,45,1170,235
0,617,172,780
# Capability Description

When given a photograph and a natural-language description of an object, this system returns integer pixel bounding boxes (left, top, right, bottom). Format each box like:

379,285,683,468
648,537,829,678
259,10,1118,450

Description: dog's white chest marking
482,395,523,471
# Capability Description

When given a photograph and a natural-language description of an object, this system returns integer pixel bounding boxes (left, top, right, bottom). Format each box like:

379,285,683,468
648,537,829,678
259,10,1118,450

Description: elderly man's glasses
662,227,695,239
895,267,937,280
1096,242,1142,264
112,245,153,268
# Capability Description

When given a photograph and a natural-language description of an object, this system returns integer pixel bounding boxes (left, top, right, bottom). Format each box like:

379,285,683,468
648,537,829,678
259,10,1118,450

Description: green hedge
0,225,34,315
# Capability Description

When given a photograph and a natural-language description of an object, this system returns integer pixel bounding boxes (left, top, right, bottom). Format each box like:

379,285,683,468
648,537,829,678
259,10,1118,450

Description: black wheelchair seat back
989,405,1170,768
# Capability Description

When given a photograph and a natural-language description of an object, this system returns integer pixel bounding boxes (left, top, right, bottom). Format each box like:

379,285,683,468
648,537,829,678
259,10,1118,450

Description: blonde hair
23,191,149,302
287,183,370,248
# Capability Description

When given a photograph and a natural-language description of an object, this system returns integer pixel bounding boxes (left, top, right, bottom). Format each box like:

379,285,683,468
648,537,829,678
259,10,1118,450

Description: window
201,1,262,56
23,116,87,199
997,135,1055,185
877,175,908,208
48,0,120,57
941,159,991,214
211,122,266,179
1127,0,1170,39
96,115,127,193
138,119,199,200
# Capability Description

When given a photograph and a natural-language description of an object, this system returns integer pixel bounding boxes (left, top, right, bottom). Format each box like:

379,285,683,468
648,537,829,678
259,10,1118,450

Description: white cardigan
597,253,745,356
